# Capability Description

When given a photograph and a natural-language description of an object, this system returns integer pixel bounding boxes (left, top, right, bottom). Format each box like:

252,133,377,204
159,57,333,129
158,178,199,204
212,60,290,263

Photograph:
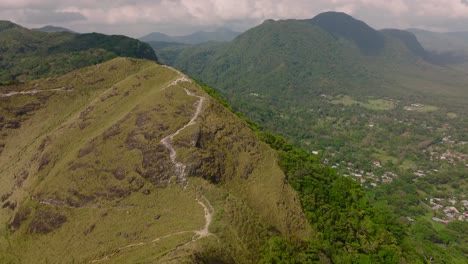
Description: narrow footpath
89,66,215,263
0,87,73,97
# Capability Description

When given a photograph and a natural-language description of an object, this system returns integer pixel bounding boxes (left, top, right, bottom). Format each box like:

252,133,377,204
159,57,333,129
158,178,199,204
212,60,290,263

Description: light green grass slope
0,58,310,263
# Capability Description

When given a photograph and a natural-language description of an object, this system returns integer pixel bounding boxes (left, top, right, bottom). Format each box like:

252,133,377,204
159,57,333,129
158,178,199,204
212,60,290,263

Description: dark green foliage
159,18,382,100
199,86,422,261
190,83,410,262
259,131,412,263
195,80,233,111
188,82,452,263
260,237,321,264
0,21,157,83
58,33,157,60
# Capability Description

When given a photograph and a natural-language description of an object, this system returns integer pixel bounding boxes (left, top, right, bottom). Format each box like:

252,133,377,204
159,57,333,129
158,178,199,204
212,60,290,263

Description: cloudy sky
1,0,468,37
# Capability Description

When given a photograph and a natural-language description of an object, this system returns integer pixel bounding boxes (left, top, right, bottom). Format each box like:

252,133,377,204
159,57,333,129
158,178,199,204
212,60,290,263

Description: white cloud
2,0,468,37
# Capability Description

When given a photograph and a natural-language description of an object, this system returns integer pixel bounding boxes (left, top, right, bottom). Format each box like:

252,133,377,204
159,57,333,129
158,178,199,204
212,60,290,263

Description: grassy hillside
0,58,310,263
0,21,157,84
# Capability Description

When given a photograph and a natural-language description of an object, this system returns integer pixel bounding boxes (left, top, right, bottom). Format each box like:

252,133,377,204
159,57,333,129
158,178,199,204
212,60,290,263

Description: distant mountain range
157,12,468,105
157,12,432,102
408,28,468,64
32,25,76,33
408,28,468,53
139,28,241,44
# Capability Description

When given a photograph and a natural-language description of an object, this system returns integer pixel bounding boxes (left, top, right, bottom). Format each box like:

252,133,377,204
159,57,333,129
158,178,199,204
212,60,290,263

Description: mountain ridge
140,28,240,44
0,58,310,263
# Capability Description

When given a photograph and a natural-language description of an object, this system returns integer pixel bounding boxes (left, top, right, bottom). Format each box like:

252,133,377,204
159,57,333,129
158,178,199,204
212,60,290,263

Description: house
432,217,449,224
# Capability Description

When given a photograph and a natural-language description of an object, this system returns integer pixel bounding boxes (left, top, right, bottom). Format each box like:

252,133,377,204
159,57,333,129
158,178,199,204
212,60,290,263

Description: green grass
372,149,399,165
10,187,204,263
446,112,458,118
403,104,439,112
400,160,418,170
0,58,310,263
364,99,397,110
331,96,397,110
330,95,358,105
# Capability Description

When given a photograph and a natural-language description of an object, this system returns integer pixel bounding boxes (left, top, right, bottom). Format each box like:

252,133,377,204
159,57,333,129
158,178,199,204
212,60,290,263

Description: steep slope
140,28,240,44
0,21,157,84
0,58,310,263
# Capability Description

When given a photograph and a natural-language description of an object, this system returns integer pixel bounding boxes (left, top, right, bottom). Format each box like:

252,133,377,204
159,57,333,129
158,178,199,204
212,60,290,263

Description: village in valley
316,130,467,225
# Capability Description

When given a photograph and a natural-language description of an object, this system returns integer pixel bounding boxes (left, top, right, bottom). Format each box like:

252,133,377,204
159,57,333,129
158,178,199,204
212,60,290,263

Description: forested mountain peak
305,11,385,53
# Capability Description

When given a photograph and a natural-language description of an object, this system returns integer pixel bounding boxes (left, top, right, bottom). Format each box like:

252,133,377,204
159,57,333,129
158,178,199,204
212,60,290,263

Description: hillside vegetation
0,21,157,84
0,58,311,263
